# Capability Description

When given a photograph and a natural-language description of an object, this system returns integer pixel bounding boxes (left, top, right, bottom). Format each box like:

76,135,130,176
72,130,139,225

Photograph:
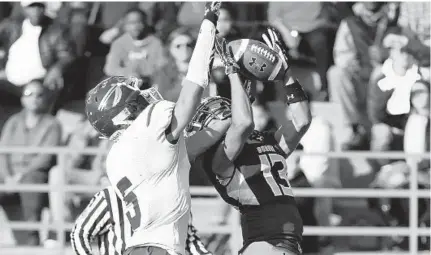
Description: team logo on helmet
98,85,123,111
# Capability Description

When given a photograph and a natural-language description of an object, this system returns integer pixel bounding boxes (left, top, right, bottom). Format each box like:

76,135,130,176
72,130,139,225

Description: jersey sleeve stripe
71,192,107,255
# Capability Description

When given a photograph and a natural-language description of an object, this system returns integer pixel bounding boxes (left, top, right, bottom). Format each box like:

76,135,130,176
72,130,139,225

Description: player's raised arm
211,37,254,178
262,28,312,156
166,2,221,143
71,190,111,255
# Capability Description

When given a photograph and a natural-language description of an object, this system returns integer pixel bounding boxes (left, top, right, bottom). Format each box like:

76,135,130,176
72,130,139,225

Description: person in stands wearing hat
0,1,75,107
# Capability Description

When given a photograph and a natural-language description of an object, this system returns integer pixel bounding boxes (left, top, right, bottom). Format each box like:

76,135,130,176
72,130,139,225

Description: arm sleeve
24,121,62,173
333,20,356,68
71,190,112,255
149,100,176,144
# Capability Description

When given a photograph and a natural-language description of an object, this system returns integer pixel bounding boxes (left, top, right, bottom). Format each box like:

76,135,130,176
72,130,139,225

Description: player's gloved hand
204,1,221,25
214,35,240,76
262,27,290,72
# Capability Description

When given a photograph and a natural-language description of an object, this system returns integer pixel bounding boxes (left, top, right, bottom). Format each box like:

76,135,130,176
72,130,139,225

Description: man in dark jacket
0,1,75,106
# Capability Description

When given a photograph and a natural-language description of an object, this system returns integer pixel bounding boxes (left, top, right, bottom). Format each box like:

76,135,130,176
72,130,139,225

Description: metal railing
0,147,429,255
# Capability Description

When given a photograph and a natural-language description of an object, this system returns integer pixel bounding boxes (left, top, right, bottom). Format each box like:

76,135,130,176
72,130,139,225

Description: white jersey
106,100,191,255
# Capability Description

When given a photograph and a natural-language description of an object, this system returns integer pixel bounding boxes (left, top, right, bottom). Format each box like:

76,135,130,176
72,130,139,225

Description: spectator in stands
217,3,241,42
140,2,183,43
268,2,334,94
0,79,62,245
328,2,395,150
177,2,206,37
153,27,195,102
65,7,109,101
46,118,111,245
0,1,75,106
368,33,430,168
104,8,166,89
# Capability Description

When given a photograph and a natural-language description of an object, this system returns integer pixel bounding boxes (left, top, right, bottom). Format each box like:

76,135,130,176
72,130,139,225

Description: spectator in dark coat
0,2,75,106
0,80,62,245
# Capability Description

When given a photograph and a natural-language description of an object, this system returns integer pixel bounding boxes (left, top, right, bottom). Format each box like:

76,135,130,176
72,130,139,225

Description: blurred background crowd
0,2,429,254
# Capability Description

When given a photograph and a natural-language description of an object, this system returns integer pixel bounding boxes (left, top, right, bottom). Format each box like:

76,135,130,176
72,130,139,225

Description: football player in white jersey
84,2,222,255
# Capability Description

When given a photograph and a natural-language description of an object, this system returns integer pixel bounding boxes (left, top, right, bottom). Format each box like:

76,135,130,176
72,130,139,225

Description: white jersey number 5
116,177,142,231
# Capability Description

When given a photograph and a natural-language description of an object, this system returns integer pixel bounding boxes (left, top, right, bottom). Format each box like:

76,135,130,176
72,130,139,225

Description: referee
71,186,212,255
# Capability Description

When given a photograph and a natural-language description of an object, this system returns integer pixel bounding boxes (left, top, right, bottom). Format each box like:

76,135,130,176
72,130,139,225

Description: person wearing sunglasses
0,79,62,245
152,27,196,102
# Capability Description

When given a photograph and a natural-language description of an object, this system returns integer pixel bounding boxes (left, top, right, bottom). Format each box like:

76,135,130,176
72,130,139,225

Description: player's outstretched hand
262,27,290,72
204,1,221,25
214,35,240,75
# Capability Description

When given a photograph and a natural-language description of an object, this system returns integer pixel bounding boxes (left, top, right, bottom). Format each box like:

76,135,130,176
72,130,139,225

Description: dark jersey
196,131,303,251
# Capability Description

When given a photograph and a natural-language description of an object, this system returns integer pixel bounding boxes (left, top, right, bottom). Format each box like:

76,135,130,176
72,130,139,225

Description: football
228,39,285,81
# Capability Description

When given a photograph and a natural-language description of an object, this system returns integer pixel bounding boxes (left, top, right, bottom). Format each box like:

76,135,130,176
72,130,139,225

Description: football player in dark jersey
186,29,312,255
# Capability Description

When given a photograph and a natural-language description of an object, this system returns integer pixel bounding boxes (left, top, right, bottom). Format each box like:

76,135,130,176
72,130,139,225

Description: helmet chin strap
140,86,164,104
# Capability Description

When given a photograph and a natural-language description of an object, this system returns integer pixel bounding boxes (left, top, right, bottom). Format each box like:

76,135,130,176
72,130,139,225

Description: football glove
204,1,221,25
214,35,240,75
262,27,290,71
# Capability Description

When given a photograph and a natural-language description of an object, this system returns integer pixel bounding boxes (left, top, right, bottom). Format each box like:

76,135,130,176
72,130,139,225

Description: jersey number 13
259,153,293,197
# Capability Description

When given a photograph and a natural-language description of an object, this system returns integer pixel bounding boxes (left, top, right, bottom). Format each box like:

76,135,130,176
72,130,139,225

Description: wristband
203,11,218,26
284,80,308,104
225,65,238,75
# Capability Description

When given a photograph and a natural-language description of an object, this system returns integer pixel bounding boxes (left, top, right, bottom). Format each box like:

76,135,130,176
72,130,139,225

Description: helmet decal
85,76,157,140
98,85,123,111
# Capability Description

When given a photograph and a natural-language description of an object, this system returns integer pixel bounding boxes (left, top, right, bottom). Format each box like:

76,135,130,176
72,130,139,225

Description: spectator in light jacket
328,2,397,151
368,32,430,168
0,1,75,106
0,79,62,245
104,8,166,89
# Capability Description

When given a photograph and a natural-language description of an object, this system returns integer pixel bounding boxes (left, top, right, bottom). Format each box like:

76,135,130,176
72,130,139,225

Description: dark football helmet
185,96,232,138
85,76,163,140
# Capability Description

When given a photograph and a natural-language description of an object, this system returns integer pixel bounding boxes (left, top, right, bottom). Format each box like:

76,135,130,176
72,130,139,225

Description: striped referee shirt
71,186,212,255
